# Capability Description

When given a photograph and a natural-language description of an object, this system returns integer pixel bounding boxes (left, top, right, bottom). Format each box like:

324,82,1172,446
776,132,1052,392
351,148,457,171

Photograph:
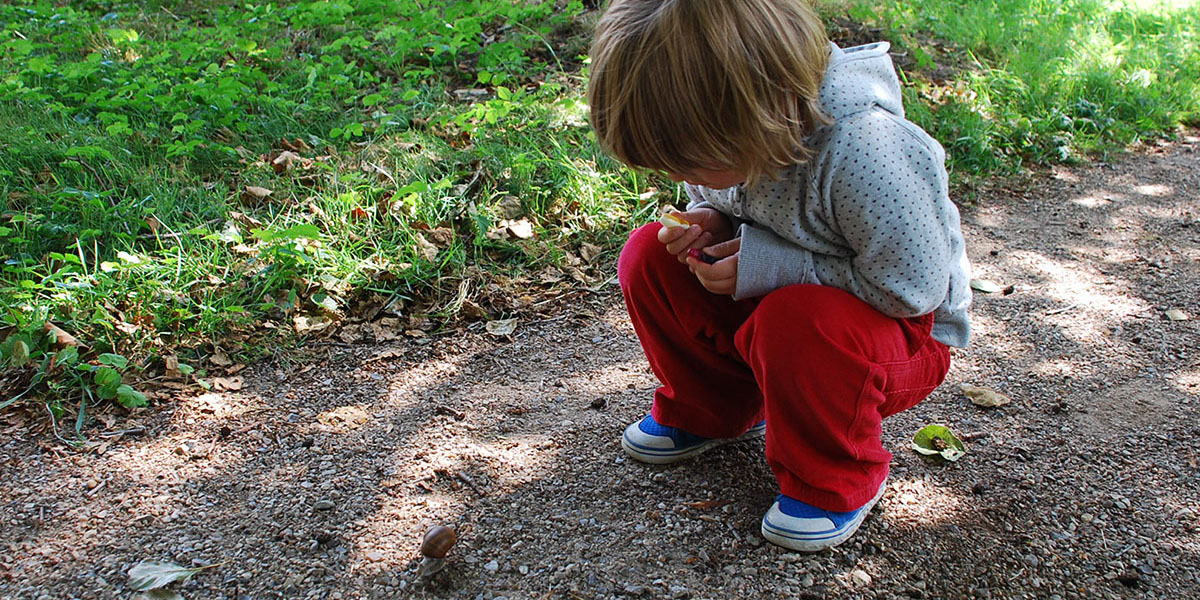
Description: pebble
851,569,871,586
801,574,814,587
314,500,335,511
484,560,499,573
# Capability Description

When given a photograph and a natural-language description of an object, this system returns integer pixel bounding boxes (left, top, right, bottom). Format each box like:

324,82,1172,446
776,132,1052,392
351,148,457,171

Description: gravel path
2,137,1199,599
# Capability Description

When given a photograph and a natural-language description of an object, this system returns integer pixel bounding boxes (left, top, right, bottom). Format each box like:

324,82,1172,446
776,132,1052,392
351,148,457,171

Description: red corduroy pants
618,223,951,511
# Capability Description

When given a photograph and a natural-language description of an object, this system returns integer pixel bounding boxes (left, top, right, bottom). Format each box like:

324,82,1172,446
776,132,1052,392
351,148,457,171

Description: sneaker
760,481,887,552
620,414,766,464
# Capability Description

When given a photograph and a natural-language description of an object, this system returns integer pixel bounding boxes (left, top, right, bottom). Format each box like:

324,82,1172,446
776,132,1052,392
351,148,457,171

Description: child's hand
656,207,734,264
686,238,740,295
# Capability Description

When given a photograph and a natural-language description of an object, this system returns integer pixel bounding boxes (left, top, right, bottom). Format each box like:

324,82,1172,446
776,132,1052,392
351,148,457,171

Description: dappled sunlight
1031,357,1087,378
1134,183,1172,197
352,433,566,577
1069,192,1122,209
881,476,967,529
1177,368,1200,394
1008,249,1151,319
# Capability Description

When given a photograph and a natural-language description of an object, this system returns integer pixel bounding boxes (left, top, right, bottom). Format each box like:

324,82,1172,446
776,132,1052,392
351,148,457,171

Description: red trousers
618,223,951,511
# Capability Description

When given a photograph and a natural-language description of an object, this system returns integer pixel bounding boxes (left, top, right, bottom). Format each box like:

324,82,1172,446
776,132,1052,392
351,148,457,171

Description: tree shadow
2,140,1199,598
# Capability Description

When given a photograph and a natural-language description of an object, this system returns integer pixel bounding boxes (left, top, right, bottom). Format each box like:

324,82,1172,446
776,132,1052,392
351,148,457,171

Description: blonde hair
588,0,830,186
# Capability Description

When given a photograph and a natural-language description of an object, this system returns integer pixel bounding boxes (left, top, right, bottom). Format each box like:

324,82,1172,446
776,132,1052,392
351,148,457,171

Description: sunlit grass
840,0,1200,174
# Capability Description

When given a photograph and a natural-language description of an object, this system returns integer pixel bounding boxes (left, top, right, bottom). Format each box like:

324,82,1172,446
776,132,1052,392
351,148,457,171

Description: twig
97,427,146,439
85,479,108,497
1045,303,1079,316
455,471,487,495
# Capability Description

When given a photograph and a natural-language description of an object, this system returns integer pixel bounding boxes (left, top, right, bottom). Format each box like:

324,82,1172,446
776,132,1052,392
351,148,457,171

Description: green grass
2,0,1198,427
836,0,1200,174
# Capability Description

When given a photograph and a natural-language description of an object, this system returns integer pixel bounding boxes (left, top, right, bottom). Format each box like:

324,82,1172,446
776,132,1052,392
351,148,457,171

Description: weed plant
2,0,1198,426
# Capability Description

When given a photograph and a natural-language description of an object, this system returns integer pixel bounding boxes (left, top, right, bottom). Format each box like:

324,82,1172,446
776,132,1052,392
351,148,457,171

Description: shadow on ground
2,139,1199,599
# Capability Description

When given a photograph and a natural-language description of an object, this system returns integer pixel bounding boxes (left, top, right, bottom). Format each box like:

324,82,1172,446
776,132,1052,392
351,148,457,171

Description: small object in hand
417,525,456,578
687,248,719,264
659,212,690,229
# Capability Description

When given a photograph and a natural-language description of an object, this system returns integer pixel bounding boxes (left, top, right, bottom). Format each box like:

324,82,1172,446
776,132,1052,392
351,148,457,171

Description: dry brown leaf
485,318,518,336
272,150,303,174
210,349,233,367
212,376,244,392
413,232,438,262
293,314,334,335
371,317,402,342
960,384,1011,408
164,355,181,378
426,227,455,247
44,322,80,348
506,218,534,240
579,242,602,264
243,185,273,203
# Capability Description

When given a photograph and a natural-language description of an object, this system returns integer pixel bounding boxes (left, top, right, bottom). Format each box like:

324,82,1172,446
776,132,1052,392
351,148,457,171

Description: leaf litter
960,383,1011,407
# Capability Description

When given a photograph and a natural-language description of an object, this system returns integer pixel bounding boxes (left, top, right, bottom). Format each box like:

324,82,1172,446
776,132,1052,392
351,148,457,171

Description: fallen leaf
426,227,455,247
911,424,966,462
579,242,602,264
272,150,303,174
485,318,518,336
44,322,80,348
970,279,1004,293
317,405,370,427
164,355,181,378
293,314,335,335
212,376,243,392
210,349,233,367
127,560,204,591
413,232,438,262
242,185,273,203
371,317,402,342
1165,309,1188,321
506,218,534,240
960,384,1011,408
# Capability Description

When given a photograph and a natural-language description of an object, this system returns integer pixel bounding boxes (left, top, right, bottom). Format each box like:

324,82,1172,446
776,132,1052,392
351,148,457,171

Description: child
587,0,972,551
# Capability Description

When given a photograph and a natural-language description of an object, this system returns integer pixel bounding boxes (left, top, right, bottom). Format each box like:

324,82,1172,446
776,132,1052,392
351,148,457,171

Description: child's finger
687,251,738,281
656,223,688,245
703,237,741,259
694,267,737,295
663,225,703,255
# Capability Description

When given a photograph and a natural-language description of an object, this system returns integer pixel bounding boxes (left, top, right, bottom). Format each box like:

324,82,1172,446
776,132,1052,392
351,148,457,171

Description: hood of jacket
819,42,905,120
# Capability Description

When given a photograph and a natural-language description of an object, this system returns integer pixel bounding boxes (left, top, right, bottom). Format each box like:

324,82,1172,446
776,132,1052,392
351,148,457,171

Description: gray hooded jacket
686,42,972,348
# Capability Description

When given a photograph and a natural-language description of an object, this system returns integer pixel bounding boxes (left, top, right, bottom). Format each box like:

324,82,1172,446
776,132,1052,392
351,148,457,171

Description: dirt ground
2,136,1199,600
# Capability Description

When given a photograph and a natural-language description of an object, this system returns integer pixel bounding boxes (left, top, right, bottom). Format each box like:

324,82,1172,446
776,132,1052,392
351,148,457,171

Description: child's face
666,168,746,189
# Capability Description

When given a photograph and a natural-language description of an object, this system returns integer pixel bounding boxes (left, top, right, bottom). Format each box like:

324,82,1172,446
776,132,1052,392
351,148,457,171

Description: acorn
420,525,456,558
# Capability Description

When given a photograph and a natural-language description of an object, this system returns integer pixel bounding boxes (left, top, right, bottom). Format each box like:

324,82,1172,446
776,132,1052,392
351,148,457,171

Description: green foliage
2,0,1195,429
843,0,1200,174
0,0,636,424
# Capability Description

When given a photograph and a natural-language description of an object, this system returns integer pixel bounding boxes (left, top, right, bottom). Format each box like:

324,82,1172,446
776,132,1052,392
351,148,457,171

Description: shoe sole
760,481,887,552
621,423,766,465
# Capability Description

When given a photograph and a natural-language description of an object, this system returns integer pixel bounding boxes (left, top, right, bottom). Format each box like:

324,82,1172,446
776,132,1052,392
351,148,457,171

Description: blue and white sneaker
760,481,887,551
620,414,766,464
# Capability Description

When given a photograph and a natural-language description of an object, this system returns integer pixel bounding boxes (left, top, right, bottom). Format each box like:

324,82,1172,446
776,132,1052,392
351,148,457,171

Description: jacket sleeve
732,113,954,318
733,223,817,300
809,114,954,317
